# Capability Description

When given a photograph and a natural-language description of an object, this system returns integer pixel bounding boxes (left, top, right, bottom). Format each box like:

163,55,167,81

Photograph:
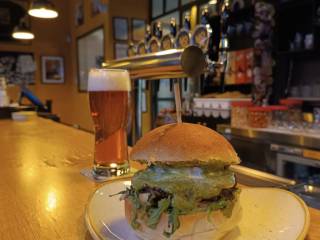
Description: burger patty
121,165,239,237
138,185,237,208
131,165,236,213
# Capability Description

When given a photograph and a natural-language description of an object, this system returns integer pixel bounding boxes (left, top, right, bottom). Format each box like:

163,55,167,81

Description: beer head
88,69,131,92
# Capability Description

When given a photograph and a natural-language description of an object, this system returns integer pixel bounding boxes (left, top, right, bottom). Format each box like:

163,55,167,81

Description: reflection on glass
182,10,191,27
152,0,163,18
153,11,180,35
199,3,218,23
77,28,104,91
158,80,174,99
181,0,195,6
165,0,178,12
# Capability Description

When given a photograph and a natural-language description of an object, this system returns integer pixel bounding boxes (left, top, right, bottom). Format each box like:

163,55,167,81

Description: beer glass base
93,163,130,178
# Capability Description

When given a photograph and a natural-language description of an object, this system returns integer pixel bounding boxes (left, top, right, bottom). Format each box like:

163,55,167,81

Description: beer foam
88,69,131,91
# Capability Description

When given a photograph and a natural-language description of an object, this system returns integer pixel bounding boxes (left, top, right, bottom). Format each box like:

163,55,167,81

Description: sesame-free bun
130,123,240,166
125,197,242,240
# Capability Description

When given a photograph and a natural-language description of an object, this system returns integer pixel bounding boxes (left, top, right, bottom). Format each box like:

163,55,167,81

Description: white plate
85,180,310,240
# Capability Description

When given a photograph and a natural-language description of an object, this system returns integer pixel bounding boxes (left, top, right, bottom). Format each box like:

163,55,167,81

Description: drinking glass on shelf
88,69,131,177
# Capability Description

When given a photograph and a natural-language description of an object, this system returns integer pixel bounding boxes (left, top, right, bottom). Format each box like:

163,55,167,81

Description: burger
122,123,242,239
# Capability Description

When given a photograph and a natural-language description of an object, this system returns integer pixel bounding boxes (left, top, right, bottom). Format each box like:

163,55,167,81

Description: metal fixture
28,0,58,19
12,17,34,40
103,46,220,80
231,165,296,188
217,124,320,150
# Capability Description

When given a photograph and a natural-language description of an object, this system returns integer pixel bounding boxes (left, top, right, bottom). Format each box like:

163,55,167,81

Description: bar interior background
0,0,320,207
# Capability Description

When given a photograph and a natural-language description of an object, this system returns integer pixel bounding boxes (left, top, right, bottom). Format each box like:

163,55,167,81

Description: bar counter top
0,117,319,239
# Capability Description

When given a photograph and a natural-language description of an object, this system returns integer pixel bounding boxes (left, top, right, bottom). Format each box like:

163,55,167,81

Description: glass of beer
88,69,131,177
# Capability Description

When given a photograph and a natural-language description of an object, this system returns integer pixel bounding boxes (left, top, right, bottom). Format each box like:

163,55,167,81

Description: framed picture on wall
113,17,128,41
132,19,146,42
91,0,108,16
114,42,128,59
0,52,35,85
77,27,104,91
75,0,84,26
41,56,64,84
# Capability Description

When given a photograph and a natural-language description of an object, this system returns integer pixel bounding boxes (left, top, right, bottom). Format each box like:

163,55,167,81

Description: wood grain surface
0,117,319,239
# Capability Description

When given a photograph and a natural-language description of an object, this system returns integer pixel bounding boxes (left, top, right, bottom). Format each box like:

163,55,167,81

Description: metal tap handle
180,46,207,78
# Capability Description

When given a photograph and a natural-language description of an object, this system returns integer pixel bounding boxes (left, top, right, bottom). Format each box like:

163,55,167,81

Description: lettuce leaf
128,190,141,229
147,198,170,229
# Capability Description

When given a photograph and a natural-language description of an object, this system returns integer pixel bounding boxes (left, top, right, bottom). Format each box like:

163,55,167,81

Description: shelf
288,97,320,102
279,0,313,11
217,124,320,150
277,49,317,57
224,82,252,86
229,6,254,22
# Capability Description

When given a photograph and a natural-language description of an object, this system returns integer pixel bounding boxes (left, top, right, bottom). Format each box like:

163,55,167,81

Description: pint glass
88,69,131,177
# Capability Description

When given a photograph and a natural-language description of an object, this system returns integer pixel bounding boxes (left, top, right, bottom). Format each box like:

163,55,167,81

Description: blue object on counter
19,86,47,112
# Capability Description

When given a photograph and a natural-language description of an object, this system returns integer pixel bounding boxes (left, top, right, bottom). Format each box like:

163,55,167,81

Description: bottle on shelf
145,24,152,42
200,7,209,25
148,22,161,53
183,14,191,31
154,21,163,40
161,18,176,50
170,17,177,38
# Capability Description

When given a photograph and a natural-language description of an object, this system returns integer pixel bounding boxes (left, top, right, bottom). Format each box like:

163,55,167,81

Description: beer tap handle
181,46,207,78
170,18,177,37
183,14,191,31
154,21,162,39
145,24,152,42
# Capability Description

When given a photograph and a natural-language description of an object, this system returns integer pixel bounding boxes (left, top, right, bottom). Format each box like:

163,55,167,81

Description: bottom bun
124,198,242,240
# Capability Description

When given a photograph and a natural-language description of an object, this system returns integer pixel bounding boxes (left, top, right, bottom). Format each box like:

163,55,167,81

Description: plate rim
85,181,310,240
85,177,132,240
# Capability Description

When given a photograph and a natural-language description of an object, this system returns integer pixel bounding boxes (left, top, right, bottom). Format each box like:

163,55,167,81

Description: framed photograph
75,0,84,26
41,56,64,84
91,0,108,16
114,42,128,59
113,17,128,41
0,52,35,85
132,19,146,42
77,27,104,92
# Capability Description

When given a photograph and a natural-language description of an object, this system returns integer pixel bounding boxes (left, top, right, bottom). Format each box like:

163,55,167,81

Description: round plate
85,180,310,240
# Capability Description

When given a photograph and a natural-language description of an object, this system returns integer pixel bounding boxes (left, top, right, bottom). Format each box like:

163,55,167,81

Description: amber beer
88,69,131,176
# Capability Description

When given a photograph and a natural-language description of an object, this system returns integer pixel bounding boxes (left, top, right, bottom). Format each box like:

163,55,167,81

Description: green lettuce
147,198,170,229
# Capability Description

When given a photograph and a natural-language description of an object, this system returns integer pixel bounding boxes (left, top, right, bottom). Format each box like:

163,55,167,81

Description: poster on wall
0,52,35,85
91,0,108,16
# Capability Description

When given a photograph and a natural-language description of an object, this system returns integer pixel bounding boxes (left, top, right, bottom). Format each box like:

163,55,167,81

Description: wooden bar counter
0,117,319,239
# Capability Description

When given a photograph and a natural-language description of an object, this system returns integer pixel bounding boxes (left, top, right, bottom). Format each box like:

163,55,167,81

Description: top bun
130,123,240,166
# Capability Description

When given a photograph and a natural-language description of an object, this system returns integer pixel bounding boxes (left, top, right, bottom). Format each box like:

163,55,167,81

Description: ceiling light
12,19,34,40
12,31,34,40
28,0,58,19
209,0,217,4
